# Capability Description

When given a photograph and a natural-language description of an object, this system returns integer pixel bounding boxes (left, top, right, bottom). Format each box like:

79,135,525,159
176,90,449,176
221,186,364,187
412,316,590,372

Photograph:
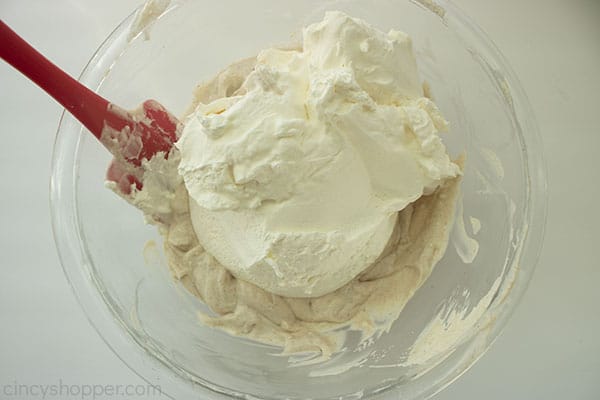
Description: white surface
0,1,598,399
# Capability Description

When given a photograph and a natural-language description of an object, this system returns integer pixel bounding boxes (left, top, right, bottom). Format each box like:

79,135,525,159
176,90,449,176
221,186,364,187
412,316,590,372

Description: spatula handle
0,20,109,138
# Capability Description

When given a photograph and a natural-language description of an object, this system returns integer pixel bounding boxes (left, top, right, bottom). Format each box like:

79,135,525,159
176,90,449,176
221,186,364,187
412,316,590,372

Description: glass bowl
50,0,547,399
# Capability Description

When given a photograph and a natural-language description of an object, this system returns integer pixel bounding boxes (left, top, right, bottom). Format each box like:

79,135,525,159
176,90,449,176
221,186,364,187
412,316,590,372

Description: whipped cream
176,11,460,298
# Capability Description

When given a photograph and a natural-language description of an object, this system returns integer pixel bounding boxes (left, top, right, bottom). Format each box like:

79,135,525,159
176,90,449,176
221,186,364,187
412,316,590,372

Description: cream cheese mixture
110,11,463,359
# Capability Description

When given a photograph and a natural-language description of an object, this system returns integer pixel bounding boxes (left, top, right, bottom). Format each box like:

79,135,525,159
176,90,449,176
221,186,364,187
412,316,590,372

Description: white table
1,1,598,399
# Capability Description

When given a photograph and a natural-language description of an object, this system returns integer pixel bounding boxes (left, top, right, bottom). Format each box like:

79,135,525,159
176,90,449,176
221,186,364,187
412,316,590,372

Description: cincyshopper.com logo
1,380,163,399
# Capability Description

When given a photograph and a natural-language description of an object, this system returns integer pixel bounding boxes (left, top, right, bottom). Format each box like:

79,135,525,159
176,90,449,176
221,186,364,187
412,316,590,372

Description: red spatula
0,20,180,194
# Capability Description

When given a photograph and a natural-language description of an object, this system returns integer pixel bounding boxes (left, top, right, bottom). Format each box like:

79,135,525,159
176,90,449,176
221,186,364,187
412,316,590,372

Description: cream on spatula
0,20,180,194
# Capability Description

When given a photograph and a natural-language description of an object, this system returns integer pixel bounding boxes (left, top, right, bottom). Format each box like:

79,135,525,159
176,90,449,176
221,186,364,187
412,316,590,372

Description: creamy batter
162,158,461,358
111,12,463,359
177,12,460,298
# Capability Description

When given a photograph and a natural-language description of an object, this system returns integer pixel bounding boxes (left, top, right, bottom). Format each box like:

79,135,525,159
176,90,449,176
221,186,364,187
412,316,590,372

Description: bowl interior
53,0,543,399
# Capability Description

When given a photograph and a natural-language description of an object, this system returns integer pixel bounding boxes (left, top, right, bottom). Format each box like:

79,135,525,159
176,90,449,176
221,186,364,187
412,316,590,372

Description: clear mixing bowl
50,0,547,399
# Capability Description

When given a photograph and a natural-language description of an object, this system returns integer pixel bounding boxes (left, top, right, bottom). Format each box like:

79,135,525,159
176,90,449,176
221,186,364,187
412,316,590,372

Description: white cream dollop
176,11,460,297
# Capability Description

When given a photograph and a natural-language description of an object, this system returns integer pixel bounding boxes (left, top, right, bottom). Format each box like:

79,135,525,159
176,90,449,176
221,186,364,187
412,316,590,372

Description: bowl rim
50,1,547,399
